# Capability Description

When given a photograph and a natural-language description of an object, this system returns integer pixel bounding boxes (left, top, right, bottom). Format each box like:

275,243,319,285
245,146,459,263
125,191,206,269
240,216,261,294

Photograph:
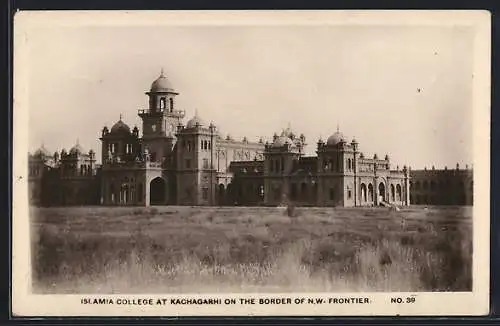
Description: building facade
410,165,473,206
28,71,472,207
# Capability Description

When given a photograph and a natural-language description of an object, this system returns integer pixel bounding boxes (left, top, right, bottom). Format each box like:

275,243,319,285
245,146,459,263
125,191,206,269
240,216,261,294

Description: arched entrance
378,182,386,204
150,177,166,205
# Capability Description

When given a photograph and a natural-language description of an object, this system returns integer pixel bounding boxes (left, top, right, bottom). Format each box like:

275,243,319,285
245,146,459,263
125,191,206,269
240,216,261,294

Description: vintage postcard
12,10,490,316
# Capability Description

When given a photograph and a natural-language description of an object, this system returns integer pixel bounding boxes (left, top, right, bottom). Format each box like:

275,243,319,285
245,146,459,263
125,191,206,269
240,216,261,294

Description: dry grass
30,205,472,294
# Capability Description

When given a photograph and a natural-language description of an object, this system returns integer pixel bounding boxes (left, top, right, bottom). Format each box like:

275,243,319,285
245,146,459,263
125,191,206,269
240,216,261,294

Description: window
348,190,352,199
329,188,334,200
202,188,209,200
208,141,211,150
186,159,191,169
108,143,116,153
126,144,133,154
160,97,166,109
203,158,209,169
169,98,174,112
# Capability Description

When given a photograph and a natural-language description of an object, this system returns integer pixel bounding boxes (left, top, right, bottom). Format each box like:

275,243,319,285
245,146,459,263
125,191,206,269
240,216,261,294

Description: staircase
380,201,400,211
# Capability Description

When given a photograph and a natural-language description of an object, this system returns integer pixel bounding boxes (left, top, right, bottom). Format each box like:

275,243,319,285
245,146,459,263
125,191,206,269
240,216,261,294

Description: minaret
138,70,186,162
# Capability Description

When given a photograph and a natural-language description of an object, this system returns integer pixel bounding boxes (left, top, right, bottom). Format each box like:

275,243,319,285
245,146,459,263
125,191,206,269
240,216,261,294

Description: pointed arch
360,183,367,202
378,182,386,203
150,177,166,205
396,184,402,201
368,183,374,202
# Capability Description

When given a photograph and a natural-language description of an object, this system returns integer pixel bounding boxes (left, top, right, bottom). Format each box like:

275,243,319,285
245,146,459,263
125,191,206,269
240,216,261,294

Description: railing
102,161,164,169
138,108,186,118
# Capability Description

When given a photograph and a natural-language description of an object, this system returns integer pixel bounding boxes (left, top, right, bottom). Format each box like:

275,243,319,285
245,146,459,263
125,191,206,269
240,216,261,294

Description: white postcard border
11,10,491,317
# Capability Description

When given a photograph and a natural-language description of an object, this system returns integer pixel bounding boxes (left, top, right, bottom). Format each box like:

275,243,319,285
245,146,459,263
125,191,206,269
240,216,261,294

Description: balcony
138,108,186,118
102,160,164,170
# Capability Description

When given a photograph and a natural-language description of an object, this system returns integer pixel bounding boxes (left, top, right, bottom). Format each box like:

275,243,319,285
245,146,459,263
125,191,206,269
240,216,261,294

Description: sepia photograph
12,10,490,316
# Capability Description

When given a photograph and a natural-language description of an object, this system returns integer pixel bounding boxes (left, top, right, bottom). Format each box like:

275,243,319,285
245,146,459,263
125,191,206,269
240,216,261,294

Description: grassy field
30,205,472,294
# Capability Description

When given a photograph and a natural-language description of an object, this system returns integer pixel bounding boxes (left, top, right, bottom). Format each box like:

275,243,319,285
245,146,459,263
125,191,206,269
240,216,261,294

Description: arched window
368,184,374,202
390,184,395,201
329,188,334,200
396,184,402,201
160,97,166,109
169,98,174,112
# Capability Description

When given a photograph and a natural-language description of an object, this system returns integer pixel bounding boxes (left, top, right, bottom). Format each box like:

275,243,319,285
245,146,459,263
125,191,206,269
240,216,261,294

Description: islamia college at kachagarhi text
28,71,473,208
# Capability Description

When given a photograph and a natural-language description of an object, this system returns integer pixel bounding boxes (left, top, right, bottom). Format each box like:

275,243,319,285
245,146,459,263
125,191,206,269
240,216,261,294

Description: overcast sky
25,20,475,169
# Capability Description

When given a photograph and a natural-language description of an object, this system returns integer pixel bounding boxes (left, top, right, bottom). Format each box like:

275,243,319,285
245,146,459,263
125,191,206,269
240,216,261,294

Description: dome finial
160,67,165,77
337,123,340,133
195,108,199,117
119,113,123,121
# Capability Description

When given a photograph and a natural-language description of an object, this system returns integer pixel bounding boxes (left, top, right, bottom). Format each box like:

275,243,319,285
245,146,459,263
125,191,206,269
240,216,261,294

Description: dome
150,69,175,93
33,144,50,157
69,141,85,155
272,135,293,148
326,131,347,146
110,119,131,135
186,112,205,128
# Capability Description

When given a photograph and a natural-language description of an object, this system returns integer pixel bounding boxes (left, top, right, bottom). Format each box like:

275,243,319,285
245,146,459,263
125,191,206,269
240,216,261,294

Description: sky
24,20,475,169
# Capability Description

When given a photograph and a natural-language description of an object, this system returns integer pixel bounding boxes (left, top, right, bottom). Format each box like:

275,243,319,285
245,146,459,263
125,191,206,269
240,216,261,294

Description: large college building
28,71,472,207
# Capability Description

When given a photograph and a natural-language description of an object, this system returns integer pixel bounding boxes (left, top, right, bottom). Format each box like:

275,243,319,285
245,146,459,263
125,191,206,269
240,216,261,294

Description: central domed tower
138,69,186,162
